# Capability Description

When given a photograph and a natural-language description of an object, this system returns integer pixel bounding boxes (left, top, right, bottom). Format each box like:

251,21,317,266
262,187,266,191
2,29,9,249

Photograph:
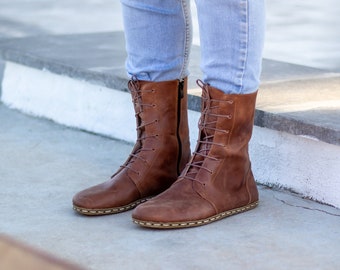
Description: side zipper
176,79,184,175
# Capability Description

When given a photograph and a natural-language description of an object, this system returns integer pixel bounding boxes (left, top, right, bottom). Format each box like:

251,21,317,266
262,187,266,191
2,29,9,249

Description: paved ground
1,104,340,270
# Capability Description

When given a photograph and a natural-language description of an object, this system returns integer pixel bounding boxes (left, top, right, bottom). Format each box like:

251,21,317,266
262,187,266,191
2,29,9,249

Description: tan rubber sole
132,201,259,229
73,198,149,216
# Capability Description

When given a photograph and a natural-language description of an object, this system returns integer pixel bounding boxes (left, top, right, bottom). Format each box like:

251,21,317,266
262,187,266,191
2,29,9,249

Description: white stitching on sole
133,201,259,229
73,198,149,216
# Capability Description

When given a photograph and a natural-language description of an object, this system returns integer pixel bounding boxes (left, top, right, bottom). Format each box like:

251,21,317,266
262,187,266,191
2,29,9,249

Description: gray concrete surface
1,104,340,270
1,32,339,145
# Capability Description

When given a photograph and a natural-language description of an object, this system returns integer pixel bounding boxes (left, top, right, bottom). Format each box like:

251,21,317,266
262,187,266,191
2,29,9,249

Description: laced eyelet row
181,80,235,185
124,80,160,176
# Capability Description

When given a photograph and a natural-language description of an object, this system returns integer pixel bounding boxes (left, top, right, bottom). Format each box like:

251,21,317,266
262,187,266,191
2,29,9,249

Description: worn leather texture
72,78,191,214
132,83,258,226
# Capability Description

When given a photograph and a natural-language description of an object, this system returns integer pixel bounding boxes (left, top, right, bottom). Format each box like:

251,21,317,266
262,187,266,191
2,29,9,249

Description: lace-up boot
72,78,191,215
132,81,258,228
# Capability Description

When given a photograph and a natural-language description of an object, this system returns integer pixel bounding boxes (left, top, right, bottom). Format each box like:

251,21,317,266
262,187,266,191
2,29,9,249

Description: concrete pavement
1,104,339,270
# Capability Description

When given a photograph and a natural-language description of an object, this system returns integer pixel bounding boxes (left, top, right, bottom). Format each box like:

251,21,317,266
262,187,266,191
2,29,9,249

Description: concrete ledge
251,126,340,208
0,32,339,208
257,78,340,145
1,61,201,154
0,32,339,146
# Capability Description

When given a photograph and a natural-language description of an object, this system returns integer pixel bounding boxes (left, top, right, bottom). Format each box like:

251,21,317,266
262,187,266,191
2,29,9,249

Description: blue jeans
121,0,265,94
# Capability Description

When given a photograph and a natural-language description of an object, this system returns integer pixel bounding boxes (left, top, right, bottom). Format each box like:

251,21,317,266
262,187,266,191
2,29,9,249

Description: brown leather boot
72,78,191,215
132,81,259,228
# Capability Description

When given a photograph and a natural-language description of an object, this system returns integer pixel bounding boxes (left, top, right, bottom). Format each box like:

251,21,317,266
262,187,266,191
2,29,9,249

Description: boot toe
72,191,95,209
131,191,216,227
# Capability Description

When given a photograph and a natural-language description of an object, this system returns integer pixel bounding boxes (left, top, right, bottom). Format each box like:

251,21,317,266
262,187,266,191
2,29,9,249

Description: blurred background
0,0,339,72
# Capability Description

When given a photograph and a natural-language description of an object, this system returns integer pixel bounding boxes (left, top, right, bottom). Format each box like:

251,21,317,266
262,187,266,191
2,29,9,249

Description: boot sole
132,201,258,229
73,198,149,216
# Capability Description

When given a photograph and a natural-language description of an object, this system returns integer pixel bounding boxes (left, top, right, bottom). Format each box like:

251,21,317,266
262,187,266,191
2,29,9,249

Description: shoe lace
183,80,233,184
115,78,158,176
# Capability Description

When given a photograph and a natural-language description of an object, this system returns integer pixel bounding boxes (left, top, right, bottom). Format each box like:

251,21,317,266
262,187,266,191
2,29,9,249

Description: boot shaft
127,78,191,192
131,82,260,228
181,82,258,211
73,79,192,214
197,82,257,157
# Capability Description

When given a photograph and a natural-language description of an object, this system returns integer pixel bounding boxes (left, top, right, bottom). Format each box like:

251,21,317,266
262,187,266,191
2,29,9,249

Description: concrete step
0,32,339,208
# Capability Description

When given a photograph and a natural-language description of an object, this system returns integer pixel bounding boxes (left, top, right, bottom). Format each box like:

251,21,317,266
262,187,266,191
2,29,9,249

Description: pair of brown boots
72,78,259,229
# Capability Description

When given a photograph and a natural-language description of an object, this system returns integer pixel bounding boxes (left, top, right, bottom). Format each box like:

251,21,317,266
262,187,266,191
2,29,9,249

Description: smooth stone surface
0,104,339,270
1,32,339,145
257,77,340,145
